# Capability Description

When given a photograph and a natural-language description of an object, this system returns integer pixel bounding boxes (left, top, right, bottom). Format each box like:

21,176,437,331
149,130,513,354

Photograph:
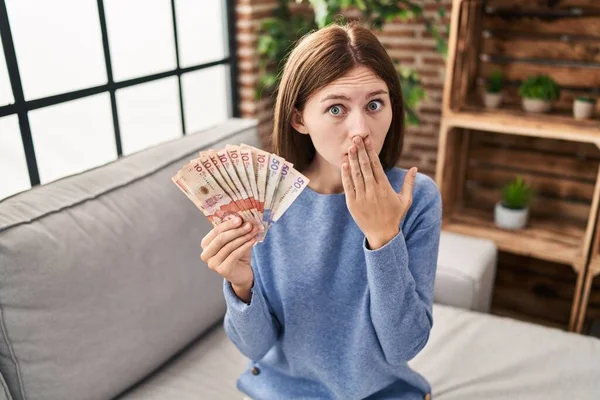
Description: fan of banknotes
171,143,310,243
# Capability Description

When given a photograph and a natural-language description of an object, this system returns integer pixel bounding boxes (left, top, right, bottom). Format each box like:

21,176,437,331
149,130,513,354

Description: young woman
200,22,442,400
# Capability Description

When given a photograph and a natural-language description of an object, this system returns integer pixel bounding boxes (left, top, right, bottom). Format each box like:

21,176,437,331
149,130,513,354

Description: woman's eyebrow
320,90,388,103
366,90,388,98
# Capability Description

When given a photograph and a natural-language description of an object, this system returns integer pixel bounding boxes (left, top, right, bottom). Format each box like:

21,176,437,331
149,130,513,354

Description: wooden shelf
443,107,600,146
443,207,587,272
439,0,600,332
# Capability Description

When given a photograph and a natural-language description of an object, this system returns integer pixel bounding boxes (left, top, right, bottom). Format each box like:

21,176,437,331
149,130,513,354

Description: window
0,0,238,200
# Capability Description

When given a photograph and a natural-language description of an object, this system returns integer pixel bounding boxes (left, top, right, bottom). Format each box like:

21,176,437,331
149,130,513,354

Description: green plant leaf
486,69,504,93
355,0,367,11
576,96,595,103
436,39,448,58
518,74,561,101
396,65,426,126
308,0,329,28
405,106,422,126
501,175,534,209
257,35,274,55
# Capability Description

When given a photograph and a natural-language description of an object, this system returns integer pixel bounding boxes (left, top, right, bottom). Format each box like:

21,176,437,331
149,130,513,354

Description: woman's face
292,65,393,171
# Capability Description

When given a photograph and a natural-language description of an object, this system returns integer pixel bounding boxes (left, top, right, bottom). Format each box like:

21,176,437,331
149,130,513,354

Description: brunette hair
271,22,405,172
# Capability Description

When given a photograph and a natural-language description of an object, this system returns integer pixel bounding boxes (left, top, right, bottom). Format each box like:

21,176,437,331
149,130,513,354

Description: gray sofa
1,118,599,400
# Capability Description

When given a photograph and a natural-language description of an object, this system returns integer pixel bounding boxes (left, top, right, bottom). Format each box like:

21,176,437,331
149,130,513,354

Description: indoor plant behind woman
519,74,560,114
573,96,596,120
495,175,534,230
483,69,504,109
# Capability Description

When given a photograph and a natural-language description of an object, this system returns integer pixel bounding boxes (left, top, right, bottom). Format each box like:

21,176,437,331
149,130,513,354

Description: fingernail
234,217,241,223
413,168,418,177
244,223,251,229
364,138,370,146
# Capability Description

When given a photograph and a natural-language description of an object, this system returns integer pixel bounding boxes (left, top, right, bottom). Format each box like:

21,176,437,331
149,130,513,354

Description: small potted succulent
573,96,596,120
483,69,504,109
494,175,534,230
518,74,560,113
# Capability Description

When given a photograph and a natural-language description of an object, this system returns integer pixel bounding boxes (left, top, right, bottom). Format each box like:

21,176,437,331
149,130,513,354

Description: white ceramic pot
522,98,552,113
573,99,595,120
494,202,529,230
484,92,503,109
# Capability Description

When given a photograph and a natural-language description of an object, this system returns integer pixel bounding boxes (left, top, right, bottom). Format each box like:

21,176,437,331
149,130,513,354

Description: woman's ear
291,109,309,134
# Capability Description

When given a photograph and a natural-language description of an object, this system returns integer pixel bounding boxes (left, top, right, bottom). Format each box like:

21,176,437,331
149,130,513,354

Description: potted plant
518,74,560,113
494,176,534,230
483,69,503,109
573,96,596,120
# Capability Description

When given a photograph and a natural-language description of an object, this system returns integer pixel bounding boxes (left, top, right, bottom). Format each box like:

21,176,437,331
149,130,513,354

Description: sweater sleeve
222,258,280,361
363,188,442,367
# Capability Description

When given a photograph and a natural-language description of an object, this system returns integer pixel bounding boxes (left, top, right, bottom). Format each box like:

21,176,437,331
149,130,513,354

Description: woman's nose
347,111,369,139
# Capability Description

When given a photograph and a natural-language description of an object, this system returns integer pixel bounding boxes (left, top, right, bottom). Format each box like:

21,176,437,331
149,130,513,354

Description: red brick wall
235,0,452,178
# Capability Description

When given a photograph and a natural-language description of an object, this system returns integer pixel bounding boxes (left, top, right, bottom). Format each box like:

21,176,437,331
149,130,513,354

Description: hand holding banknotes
342,136,417,250
172,144,310,302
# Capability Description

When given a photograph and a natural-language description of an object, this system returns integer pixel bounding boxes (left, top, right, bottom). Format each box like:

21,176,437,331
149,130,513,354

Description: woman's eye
368,100,383,111
328,105,343,116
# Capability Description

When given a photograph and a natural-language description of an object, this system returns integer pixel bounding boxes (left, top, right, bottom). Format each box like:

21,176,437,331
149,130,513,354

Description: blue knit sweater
223,167,442,399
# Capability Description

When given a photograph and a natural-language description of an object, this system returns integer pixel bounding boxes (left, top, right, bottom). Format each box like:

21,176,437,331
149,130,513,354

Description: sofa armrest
434,231,497,313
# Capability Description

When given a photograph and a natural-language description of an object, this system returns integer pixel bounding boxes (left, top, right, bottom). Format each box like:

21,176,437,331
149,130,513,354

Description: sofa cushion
0,118,259,400
116,324,247,400
116,304,600,400
409,305,600,399
0,372,12,400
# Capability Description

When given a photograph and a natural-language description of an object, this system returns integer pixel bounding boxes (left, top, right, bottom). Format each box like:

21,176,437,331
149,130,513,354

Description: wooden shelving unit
575,210,600,333
443,207,588,267
435,0,600,332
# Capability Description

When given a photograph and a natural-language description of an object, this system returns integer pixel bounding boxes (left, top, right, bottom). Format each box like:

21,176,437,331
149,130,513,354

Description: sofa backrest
0,118,260,400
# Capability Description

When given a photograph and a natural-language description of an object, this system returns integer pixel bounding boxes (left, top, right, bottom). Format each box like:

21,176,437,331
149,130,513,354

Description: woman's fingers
218,237,257,275
363,137,386,183
348,143,365,197
341,157,355,201
353,137,375,188
209,225,258,272
201,220,254,262
399,167,417,206
201,216,243,250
